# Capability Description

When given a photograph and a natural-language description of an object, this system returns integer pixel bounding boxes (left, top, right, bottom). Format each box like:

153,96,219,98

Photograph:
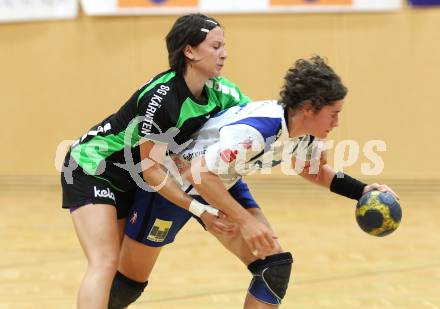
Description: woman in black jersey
61,13,277,308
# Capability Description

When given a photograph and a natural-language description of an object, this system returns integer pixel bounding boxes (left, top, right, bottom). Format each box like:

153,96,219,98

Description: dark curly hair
166,13,221,76
279,55,347,113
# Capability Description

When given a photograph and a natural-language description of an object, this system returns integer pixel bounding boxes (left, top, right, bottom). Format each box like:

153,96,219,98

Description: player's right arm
136,79,207,213
186,156,276,259
182,124,277,258
139,141,193,208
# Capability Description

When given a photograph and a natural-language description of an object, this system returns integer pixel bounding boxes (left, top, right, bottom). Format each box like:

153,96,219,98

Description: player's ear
183,44,195,60
301,101,314,116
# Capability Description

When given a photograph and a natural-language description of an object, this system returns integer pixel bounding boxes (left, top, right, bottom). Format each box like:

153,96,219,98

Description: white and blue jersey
174,100,316,194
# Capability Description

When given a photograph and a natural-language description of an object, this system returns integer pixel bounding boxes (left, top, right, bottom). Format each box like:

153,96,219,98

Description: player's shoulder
207,75,239,87
222,100,283,140
205,76,247,102
136,70,178,106
249,99,281,108
242,100,283,117
136,70,178,100
139,70,177,89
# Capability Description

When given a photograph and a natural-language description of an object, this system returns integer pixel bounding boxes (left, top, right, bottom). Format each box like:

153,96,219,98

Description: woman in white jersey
108,56,399,309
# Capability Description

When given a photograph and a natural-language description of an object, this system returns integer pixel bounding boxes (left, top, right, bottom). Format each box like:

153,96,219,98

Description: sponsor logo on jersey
146,219,172,242
181,148,207,162
130,212,138,224
220,148,238,163
141,84,170,135
93,186,115,201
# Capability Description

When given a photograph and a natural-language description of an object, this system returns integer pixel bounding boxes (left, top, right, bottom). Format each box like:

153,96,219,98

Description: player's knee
89,253,119,275
108,271,148,309
247,252,293,305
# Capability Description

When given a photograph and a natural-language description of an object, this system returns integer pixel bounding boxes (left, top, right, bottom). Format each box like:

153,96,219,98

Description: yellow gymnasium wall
1,6,439,181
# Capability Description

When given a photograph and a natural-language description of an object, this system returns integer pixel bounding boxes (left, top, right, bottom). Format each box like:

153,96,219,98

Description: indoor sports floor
1,177,439,309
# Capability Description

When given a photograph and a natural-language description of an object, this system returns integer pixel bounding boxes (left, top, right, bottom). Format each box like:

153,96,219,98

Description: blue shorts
124,180,259,247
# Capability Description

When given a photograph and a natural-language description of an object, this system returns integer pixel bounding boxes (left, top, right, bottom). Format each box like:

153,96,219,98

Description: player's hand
363,183,400,200
239,216,278,260
200,211,237,235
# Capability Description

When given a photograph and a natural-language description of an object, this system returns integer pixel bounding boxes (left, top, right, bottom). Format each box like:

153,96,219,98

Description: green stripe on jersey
176,97,216,129
175,77,250,128
137,71,176,106
206,77,251,108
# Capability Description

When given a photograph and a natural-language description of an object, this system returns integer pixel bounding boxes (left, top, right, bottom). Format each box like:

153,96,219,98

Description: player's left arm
179,126,277,258
184,157,277,259
187,125,265,220
296,151,400,200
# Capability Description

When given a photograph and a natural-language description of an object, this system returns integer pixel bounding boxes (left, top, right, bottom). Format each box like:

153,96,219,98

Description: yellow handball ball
355,190,402,237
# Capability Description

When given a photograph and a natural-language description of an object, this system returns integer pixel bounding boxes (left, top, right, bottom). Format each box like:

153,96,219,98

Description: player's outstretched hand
363,183,400,200
239,216,278,260
200,211,237,236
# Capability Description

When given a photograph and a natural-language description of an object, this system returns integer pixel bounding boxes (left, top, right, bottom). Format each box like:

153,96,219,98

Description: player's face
305,100,344,138
189,27,227,78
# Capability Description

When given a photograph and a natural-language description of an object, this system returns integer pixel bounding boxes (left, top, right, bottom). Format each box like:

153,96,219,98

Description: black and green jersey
70,70,250,191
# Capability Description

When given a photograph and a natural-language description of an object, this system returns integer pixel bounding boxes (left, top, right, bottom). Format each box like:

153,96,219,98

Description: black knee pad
108,271,148,309
247,252,293,305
